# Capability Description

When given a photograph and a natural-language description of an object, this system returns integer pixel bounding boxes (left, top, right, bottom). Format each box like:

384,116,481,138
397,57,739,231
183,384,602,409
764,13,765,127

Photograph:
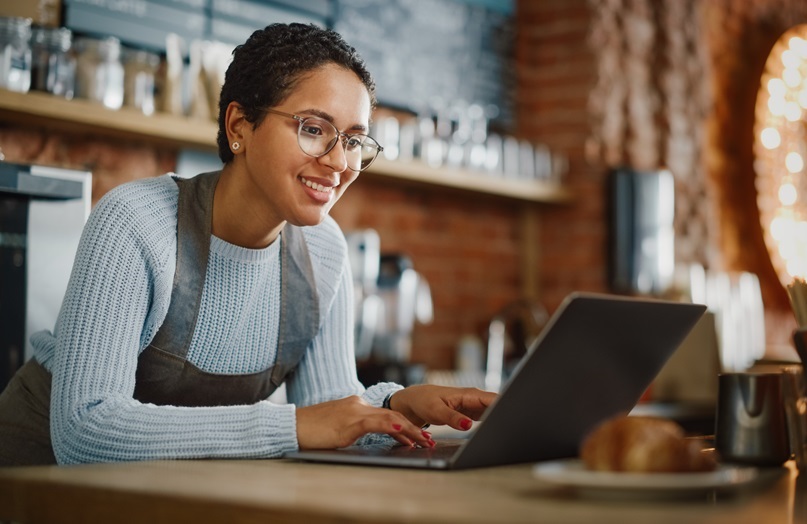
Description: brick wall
0,127,175,204
330,181,523,370
515,0,606,313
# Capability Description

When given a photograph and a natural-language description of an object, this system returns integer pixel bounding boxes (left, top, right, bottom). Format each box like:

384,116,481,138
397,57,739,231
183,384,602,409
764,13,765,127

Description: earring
232,141,241,151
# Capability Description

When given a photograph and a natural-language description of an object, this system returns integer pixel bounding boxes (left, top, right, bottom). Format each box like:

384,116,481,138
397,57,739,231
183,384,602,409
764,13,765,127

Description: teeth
300,177,334,193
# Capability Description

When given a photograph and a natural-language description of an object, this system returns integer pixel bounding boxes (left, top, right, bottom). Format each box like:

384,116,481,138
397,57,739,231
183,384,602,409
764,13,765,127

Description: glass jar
30,26,76,99
123,48,160,116
0,17,32,93
74,35,124,110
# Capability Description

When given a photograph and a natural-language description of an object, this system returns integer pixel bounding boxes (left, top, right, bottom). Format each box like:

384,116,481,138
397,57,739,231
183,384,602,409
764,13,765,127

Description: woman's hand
296,395,434,450
388,385,498,431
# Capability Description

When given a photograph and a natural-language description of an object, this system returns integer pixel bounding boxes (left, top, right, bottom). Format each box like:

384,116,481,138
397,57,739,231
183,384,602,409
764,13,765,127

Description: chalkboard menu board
333,0,514,126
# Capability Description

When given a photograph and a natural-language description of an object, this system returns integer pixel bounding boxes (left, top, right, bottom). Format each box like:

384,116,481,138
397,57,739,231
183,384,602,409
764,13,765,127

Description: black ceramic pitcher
715,372,791,467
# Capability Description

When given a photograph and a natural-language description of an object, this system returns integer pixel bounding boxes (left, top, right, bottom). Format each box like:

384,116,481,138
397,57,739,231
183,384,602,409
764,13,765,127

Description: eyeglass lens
297,116,380,171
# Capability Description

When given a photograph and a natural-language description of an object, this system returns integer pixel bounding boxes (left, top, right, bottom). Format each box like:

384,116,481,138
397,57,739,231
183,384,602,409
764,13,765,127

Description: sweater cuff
260,401,299,454
362,381,404,408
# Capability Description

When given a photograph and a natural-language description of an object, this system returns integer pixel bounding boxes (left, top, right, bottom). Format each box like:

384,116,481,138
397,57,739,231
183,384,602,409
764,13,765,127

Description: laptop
285,292,707,470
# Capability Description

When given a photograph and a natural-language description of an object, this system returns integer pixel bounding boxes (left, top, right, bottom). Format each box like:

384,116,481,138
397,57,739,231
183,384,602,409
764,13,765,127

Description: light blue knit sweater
31,174,400,464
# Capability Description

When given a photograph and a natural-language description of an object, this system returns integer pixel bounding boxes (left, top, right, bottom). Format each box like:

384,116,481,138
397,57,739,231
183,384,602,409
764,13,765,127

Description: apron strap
272,224,320,386
148,171,218,357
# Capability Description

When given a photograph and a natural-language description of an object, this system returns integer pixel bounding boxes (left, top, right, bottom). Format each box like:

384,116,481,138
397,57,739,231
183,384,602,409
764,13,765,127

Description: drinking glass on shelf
0,16,32,93
122,48,159,116
30,26,75,99
74,36,124,110
692,269,766,372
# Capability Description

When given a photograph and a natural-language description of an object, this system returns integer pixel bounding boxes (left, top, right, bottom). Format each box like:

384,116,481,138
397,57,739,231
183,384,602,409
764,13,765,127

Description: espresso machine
344,229,382,361
373,254,433,360
0,161,91,390
362,253,433,387
345,230,433,387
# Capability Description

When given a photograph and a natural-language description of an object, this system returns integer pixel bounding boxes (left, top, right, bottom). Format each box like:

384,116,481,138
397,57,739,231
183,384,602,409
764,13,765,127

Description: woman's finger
384,416,434,448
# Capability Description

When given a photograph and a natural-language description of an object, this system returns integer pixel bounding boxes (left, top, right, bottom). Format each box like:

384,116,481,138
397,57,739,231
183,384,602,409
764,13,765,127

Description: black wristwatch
382,393,393,410
382,392,429,429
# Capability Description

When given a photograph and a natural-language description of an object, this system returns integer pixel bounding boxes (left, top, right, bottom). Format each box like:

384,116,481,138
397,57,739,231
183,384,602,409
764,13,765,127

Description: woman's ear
225,102,248,153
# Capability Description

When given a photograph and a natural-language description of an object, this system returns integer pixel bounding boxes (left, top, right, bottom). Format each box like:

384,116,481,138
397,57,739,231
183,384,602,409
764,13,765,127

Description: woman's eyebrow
298,108,368,133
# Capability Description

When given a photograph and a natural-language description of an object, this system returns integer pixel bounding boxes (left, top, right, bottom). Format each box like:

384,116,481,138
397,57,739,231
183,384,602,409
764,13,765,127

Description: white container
0,17,31,93
123,48,159,115
74,36,124,110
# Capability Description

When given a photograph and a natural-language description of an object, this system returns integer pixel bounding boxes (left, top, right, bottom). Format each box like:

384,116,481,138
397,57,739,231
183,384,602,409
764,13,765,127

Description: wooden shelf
0,89,573,204
366,158,572,203
0,89,217,149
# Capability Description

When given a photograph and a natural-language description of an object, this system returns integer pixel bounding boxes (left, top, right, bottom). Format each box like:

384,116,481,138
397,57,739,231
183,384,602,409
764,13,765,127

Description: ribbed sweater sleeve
35,174,399,464
288,225,402,408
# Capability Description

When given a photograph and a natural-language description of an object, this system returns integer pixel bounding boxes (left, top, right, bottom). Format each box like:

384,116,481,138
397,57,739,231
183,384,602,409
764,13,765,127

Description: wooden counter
0,458,802,523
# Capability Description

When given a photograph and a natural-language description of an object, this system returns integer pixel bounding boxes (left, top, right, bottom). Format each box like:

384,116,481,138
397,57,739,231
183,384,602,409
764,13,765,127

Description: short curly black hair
216,23,377,163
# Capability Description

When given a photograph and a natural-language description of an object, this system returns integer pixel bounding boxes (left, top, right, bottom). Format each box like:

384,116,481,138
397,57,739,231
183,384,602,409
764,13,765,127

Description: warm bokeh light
769,77,787,97
761,127,781,149
755,25,807,281
783,67,802,87
790,36,807,57
771,215,787,241
769,96,786,115
786,152,804,173
779,182,798,206
783,49,800,68
784,101,803,121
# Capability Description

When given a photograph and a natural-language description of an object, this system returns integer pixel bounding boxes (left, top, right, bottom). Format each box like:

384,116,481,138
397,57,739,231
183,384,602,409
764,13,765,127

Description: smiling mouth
300,176,335,194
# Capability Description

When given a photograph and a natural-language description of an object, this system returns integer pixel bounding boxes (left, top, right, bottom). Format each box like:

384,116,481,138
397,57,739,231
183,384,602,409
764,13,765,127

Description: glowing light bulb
769,96,786,115
786,151,804,172
784,68,802,88
779,182,798,206
780,240,796,260
783,49,800,68
768,77,787,97
787,259,806,280
760,127,781,149
785,101,803,121
790,36,807,58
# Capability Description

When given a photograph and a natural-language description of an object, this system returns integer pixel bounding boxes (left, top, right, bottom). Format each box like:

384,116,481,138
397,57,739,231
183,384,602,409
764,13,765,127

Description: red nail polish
460,419,472,430
421,430,431,439
428,439,436,448
392,424,402,431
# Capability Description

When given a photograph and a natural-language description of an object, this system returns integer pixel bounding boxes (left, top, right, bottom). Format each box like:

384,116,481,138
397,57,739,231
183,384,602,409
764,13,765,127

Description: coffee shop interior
3,0,807,521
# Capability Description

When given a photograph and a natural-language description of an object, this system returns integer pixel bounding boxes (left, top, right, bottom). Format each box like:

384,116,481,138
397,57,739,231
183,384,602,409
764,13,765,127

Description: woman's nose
318,137,349,173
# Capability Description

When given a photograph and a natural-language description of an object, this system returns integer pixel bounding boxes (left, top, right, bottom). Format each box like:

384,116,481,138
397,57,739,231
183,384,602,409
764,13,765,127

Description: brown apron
0,171,320,465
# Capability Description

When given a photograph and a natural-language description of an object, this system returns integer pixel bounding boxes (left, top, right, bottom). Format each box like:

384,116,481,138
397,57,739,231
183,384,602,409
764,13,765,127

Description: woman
0,23,496,466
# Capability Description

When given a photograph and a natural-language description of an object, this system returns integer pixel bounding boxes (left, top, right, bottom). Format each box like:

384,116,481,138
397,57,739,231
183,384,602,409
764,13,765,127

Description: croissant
580,415,716,473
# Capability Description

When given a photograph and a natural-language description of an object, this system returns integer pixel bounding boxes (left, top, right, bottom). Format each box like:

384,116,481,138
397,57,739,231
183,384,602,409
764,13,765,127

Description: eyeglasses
263,108,383,172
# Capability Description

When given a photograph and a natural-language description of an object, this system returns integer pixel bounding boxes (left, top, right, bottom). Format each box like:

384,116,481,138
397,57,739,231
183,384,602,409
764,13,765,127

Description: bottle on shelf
0,16,32,94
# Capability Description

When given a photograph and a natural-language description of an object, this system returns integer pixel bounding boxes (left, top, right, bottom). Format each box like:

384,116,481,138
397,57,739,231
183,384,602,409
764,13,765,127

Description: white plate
533,459,760,497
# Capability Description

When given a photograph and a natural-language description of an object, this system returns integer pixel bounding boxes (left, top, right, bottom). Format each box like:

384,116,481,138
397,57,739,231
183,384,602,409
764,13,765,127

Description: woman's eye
345,136,363,150
301,124,325,137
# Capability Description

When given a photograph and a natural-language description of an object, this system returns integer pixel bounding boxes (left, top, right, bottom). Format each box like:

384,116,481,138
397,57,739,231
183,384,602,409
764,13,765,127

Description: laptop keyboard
342,439,464,460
